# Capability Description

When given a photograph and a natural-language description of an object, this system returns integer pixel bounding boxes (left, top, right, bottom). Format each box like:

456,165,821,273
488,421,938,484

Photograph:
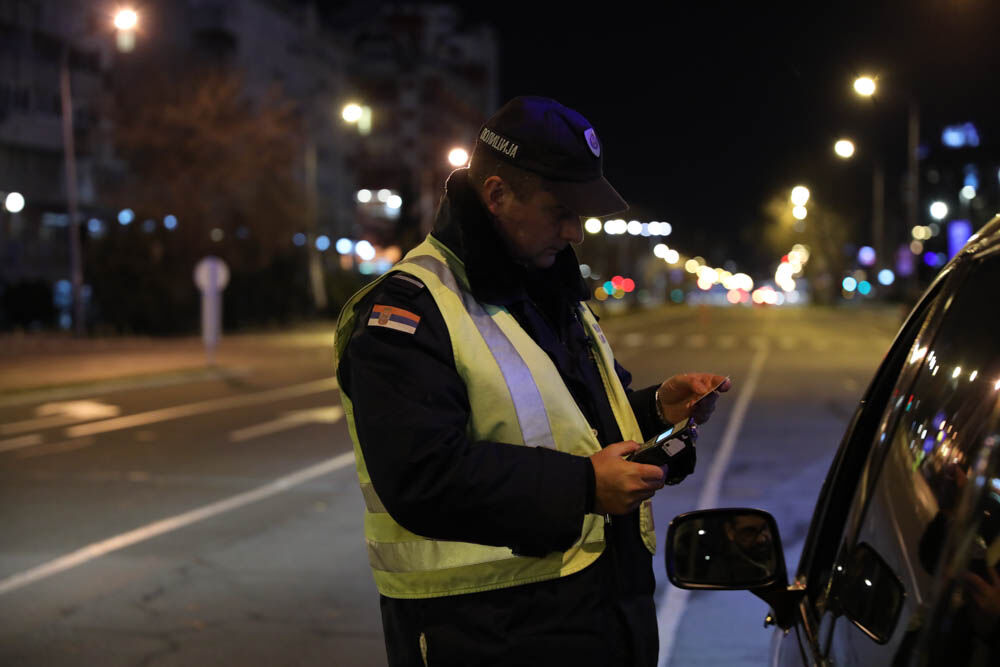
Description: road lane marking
1,400,121,436
653,333,676,347
0,451,355,596
657,341,770,667
229,406,344,443
623,333,645,347
686,334,706,348
65,377,339,439
0,434,44,453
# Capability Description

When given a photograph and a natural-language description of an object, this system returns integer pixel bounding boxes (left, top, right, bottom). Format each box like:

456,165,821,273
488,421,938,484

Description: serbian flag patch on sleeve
368,304,421,334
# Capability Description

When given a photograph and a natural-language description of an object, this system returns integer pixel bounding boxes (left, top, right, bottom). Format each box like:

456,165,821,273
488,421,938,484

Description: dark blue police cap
476,96,628,217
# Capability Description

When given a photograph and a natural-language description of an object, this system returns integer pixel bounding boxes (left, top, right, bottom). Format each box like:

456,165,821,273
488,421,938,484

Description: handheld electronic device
627,418,696,467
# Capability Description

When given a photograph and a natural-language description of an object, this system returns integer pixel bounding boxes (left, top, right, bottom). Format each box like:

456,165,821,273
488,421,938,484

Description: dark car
665,214,1000,666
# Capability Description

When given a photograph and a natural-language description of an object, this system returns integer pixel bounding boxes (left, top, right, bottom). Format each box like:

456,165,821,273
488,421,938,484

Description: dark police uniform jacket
337,169,669,666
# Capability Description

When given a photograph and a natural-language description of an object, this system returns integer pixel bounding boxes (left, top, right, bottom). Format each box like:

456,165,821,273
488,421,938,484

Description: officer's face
491,187,584,269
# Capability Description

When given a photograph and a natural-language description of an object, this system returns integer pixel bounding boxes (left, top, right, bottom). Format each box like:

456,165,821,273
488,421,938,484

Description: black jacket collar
430,169,589,306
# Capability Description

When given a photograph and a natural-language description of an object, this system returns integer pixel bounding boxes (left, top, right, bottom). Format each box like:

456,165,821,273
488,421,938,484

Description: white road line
0,434,44,453
65,377,339,439
1,400,122,437
623,333,645,347
229,406,344,443
657,342,770,667
653,333,676,348
0,451,355,596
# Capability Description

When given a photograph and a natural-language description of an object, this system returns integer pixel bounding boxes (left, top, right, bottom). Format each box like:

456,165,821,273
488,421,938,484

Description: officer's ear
481,175,513,217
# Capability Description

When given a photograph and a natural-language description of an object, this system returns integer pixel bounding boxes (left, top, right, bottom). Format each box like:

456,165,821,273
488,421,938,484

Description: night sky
459,0,1000,270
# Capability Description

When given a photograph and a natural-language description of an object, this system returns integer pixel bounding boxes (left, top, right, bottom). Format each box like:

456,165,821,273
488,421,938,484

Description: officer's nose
562,217,584,245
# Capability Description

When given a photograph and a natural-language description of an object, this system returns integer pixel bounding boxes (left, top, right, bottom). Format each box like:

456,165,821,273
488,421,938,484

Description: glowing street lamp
792,206,807,221
342,103,363,123
342,102,372,135
113,8,139,52
834,139,855,159
853,76,876,97
448,147,469,167
3,191,25,213
113,8,138,30
929,201,949,221
790,185,810,207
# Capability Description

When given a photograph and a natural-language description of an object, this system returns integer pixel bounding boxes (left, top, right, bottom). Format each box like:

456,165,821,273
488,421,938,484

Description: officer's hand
657,373,731,425
590,441,665,515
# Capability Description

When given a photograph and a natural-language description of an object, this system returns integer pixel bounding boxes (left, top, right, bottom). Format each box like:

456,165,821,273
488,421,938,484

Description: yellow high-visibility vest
335,235,655,599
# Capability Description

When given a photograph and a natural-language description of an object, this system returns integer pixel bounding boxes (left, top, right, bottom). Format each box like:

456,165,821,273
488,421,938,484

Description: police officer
335,96,730,666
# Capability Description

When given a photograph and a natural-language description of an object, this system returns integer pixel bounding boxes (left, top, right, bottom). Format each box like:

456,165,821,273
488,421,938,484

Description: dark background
450,0,1000,268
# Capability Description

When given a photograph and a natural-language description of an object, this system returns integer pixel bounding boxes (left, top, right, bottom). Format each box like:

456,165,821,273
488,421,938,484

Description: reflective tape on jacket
335,235,655,599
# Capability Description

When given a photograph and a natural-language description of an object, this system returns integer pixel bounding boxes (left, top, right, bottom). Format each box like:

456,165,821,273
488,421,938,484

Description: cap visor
546,177,628,217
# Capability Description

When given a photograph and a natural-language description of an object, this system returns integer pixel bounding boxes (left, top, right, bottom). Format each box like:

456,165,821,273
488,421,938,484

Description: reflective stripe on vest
401,254,557,450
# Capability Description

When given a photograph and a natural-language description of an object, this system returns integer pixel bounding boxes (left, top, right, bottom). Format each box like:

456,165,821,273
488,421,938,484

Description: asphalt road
0,305,901,666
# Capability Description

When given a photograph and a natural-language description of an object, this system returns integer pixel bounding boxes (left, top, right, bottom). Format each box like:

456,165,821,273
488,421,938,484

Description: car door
819,253,1000,665
771,266,955,667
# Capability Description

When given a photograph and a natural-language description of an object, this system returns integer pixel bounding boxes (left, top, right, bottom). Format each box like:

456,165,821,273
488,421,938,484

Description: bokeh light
3,191,25,213
790,186,810,207
448,148,469,167
113,8,138,31
356,240,376,261
834,139,855,158
342,103,363,123
854,76,876,97
929,201,948,220
858,246,876,266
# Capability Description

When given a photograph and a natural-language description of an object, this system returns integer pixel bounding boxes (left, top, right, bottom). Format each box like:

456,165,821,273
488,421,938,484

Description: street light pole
58,8,138,335
60,43,84,336
906,101,920,249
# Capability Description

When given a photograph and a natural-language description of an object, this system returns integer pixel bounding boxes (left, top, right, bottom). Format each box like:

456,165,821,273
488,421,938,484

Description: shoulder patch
368,304,421,334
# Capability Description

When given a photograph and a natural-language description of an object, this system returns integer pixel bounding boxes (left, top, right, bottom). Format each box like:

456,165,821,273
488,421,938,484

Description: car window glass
839,542,905,643
800,277,945,605
892,258,1000,577
918,433,1000,667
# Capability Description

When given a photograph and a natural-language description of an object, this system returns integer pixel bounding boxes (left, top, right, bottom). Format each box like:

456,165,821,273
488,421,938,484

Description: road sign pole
194,257,229,368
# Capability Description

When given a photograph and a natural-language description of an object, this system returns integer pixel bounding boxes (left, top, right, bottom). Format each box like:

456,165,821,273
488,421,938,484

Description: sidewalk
0,323,338,396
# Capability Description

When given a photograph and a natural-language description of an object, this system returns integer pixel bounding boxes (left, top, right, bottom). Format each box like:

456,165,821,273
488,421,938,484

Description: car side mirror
666,508,804,630
666,508,787,589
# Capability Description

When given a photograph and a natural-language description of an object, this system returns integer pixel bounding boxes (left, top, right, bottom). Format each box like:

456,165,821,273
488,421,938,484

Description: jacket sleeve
338,274,594,557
